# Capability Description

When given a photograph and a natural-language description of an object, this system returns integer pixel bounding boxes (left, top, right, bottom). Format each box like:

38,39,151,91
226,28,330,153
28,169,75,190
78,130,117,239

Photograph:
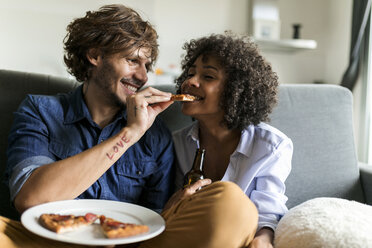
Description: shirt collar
185,122,254,157
186,122,200,148
64,85,89,124
64,85,126,125
235,125,254,158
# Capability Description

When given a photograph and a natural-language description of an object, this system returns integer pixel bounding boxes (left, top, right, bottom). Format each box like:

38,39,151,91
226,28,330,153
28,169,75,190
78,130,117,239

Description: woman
171,33,293,247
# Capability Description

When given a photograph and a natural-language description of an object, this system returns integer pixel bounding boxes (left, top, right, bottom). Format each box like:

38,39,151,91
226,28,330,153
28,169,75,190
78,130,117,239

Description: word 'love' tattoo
106,134,130,160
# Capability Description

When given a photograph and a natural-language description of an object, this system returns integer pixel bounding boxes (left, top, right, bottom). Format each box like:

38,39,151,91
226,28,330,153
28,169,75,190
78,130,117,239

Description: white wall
0,0,351,86
326,0,353,85
261,0,352,85
153,0,249,73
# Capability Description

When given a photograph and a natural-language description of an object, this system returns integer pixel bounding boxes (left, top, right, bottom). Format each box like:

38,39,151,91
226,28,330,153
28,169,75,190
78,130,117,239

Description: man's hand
162,179,212,212
126,87,172,136
248,227,274,248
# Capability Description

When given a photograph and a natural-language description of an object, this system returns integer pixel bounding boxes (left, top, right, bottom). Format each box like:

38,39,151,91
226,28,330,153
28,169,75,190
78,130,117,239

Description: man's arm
13,87,172,213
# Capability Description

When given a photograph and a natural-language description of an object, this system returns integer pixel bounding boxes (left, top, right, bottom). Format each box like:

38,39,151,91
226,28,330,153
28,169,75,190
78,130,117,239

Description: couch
1,69,372,225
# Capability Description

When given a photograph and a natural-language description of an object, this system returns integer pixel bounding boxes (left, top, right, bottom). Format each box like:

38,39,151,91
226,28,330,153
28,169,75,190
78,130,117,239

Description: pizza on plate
39,212,98,234
99,215,149,239
38,212,149,239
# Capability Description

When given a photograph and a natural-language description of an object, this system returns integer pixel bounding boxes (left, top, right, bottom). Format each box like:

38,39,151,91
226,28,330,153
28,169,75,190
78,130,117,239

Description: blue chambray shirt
5,85,174,212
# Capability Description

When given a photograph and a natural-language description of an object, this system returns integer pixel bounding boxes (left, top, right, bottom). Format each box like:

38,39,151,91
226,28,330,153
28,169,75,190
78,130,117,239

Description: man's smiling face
90,47,152,108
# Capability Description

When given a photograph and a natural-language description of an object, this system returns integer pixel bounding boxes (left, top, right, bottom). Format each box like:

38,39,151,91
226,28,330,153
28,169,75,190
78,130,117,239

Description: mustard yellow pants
0,181,258,248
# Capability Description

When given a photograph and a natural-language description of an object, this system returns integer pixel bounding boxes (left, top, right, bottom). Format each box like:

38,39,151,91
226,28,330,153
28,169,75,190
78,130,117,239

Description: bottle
183,148,206,188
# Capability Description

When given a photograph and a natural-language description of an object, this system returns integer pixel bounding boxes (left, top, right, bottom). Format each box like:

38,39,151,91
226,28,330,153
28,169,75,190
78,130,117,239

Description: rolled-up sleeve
250,138,293,231
8,156,55,201
5,96,54,201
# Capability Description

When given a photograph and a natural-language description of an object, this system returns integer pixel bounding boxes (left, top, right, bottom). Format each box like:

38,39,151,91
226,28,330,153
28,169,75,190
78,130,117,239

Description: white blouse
172,121,293,231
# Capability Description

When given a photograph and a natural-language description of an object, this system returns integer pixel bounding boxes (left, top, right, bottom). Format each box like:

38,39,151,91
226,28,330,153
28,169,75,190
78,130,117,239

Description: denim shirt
5,85,174,212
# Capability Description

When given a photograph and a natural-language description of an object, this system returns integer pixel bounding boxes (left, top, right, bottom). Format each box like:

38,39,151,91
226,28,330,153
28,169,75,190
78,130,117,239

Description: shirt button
100,139,104,143
136,171,142,175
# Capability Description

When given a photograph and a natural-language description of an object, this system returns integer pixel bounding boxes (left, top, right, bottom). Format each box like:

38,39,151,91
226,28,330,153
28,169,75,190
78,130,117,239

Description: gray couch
1,69,372,221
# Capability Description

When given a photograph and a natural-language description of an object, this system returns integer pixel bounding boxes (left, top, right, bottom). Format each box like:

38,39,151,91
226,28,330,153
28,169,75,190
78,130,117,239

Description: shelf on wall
254,38,317,53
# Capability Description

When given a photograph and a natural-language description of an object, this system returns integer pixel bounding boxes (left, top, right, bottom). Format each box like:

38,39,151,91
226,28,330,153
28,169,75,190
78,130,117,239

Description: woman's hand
162,179,212,212
248,227,274,248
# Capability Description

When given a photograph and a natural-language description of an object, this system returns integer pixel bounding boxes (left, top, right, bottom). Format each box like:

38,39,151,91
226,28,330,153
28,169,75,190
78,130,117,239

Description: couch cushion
274,197,372,248
270,84,364,208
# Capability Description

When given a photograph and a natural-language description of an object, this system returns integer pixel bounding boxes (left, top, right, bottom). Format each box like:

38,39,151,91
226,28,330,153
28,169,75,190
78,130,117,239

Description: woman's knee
203,181,258,224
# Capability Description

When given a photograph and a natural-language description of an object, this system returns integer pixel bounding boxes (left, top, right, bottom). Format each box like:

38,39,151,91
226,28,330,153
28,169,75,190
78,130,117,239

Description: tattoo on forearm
106,134,131,160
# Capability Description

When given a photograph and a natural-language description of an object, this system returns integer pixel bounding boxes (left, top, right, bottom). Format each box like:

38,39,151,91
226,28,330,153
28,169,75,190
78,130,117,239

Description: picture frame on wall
253,18,280,40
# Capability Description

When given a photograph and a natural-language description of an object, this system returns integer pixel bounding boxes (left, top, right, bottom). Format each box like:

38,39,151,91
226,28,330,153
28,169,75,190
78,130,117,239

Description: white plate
21,199,165,246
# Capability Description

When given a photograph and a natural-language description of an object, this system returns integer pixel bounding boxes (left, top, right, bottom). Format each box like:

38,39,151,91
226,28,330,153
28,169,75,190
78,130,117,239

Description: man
5,4,173,218
1,4,179,248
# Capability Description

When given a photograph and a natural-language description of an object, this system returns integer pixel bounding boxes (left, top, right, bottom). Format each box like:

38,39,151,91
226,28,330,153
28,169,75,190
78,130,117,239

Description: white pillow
274,197,372,248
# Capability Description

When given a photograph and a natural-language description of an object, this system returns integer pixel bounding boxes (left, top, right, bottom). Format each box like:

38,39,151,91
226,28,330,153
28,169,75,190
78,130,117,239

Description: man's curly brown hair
175,33,279,130
63,4,158,82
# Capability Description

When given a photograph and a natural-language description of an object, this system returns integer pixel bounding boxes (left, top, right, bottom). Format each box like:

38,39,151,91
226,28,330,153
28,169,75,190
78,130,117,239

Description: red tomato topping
85,213,98,222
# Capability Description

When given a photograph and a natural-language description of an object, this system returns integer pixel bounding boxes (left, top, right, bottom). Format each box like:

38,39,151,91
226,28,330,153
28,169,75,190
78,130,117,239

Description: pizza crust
100,216,149,239
170,94,197,101
39,213,97,234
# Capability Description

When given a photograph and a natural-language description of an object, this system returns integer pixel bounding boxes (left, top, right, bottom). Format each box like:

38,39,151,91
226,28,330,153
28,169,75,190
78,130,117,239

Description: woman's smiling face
180,54,226,121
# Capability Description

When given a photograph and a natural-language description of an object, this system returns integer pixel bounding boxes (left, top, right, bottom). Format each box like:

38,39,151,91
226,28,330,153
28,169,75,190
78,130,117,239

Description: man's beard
95,61,126,109
104,86,126,109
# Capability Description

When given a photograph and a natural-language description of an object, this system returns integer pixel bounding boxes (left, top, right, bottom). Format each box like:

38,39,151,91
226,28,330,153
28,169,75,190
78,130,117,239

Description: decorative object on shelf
249,0,317,53
292,24,302,39
254,19,281,40
254,38,317,53
250,0,280,40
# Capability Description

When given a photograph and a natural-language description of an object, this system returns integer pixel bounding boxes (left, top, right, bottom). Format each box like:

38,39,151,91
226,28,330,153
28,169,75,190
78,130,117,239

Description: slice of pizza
99,215,149,239
39,212,98,234
170,94,197,102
